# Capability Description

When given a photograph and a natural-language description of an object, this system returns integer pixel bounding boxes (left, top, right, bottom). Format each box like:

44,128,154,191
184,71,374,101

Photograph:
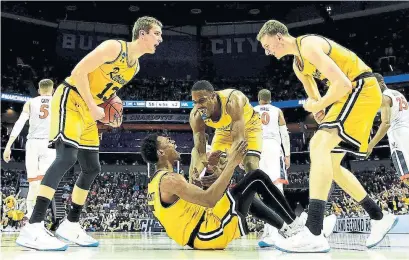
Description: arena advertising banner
138,218,164,233
334,217,372,233
334,215,409,234
123,114,189,123
56,21,198,78
202,34,271,77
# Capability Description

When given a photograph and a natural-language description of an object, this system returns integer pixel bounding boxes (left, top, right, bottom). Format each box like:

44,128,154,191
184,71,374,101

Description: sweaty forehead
157,136,167,146
192,90,210,100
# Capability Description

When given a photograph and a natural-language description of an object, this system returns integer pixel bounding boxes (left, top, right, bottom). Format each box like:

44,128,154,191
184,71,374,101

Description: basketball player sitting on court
367,73,409,188
16,16,163,251
143,135,311,249
3,79,55,220
257,20,397,252
189,81,336,245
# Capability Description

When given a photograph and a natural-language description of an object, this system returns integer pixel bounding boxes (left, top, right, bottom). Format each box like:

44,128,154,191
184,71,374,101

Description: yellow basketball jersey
203,89,256,131
147,170,206,246
65,40,140,105
294,35,372,87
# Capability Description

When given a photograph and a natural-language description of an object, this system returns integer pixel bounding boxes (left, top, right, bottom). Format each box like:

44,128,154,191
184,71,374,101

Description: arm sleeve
10,112,29,137
279,125,290,157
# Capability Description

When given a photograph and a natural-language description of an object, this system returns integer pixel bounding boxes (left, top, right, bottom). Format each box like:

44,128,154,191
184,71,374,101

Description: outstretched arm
189,108,208,184
161,141,247,208
226,91,247,154
3,101,30,162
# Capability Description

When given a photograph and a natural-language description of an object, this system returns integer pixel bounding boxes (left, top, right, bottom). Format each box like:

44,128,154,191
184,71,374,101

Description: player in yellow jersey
257,20,397,252
189,82,262,176
16,16,163,251
142,134,325,249
188,82,337,248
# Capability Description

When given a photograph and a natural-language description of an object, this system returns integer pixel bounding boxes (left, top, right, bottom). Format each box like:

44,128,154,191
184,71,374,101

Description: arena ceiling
1,1,374,27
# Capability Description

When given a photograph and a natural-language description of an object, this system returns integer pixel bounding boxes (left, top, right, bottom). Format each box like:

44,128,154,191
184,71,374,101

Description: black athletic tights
230,169,297,229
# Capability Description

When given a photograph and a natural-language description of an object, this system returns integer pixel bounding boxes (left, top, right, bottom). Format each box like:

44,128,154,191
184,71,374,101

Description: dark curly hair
140,134,159,164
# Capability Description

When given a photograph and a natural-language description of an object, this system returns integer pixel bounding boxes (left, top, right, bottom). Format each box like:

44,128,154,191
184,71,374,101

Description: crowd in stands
2,161,408,232
327,168,409,217
62,170,151,232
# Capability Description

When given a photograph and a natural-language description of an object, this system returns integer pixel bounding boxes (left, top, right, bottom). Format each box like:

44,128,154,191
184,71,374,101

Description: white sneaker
289,212,336,238
283,213,306,237
366,211,398,248
323,214,337,238
56,219,99,247
16,222,68,251
258,224,278,248
275,226,330,253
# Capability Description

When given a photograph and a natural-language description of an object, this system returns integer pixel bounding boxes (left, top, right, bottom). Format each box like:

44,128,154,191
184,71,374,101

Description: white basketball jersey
27,96,52,139
383,89,409,134
254,104,281,145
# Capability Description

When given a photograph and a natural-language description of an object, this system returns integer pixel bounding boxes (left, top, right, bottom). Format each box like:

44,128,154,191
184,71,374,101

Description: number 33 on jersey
49,40,140,150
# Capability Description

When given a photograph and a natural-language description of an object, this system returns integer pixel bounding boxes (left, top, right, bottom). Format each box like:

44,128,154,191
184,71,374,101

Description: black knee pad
41,141,78,189
75,149,101,190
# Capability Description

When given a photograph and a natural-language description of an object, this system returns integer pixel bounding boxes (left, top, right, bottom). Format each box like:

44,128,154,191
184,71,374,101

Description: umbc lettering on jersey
216,124,231,131
106,67,127,85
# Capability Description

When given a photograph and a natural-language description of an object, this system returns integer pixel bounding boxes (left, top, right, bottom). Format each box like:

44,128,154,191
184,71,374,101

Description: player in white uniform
254,90,291,189
254,89,291,247
368,74,409,187
3,79,55,219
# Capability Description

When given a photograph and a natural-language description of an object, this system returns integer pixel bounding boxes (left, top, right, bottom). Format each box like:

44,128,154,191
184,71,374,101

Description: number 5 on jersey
39,104,49,119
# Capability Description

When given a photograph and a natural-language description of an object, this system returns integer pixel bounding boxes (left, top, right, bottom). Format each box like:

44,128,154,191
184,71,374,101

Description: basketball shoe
56,219,99,247
366,211,398,248
16,222,68,251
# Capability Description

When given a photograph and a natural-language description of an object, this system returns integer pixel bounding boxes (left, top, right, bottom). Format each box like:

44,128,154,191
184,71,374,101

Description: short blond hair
132,16,163,41
258,89,271,102
38,79,53,90
257,20,289,41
